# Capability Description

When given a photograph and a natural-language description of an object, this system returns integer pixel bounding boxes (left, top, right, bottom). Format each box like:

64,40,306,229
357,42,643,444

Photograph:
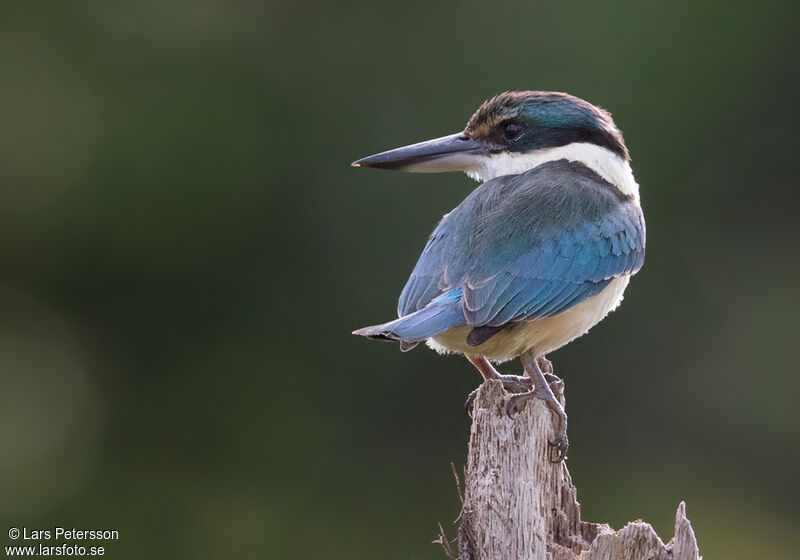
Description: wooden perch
447,379,701,560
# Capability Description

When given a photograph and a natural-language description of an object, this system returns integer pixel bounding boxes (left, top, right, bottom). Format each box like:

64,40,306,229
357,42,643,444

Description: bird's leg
467,355,533,391
506,352,569,463
465,356,532,414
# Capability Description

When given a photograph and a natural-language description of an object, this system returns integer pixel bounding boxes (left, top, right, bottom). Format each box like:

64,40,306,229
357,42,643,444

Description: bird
351,91,645,462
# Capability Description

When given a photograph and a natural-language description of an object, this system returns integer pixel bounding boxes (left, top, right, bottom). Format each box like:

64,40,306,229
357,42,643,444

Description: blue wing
397,160,645,331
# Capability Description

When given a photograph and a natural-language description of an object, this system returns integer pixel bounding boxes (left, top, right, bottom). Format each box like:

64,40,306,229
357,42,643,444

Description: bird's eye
503,122,523,141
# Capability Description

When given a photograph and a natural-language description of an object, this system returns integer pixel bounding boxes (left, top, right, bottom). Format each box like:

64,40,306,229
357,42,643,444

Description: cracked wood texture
455,379,701,560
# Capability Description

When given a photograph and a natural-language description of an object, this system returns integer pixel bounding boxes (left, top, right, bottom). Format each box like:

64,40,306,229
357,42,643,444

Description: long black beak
351,132,496,173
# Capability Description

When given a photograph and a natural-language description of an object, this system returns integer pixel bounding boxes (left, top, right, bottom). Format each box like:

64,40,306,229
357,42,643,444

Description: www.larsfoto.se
4,543,106,557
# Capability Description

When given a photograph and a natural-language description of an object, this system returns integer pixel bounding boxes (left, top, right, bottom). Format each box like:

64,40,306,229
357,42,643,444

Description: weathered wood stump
449,379,701,560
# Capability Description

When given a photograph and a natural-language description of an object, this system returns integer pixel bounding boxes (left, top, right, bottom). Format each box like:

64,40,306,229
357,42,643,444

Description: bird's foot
465,374,533,416
548,426,569,463
543,372,562,386
505,381,569,463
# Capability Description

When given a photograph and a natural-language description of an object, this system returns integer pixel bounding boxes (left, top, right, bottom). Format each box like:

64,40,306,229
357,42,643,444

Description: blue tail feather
353,288,464,344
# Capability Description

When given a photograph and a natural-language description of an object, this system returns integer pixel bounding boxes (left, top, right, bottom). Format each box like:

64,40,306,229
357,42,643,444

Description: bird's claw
504,392,528,417
500,374,534,394
543,372,562,387
466,375,533,416
465,387,480,417
548,430,569,463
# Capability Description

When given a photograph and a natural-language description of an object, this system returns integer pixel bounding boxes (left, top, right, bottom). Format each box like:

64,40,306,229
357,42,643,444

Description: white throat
465,142,640,202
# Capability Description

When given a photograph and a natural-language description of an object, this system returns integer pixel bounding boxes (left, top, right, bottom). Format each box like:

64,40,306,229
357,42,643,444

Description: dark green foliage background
0,1,797,558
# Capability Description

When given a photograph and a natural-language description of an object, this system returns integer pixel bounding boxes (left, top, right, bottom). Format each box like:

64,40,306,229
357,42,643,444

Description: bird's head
352,91,629,182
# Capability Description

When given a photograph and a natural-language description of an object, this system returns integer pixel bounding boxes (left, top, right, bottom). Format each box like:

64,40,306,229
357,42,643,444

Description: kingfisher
352,91,645,461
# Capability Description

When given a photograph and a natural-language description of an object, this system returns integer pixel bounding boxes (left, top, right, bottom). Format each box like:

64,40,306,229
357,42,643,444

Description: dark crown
465,91,629,160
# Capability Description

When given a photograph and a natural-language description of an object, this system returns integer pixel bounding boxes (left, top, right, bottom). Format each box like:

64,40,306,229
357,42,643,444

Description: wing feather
396,160,645,335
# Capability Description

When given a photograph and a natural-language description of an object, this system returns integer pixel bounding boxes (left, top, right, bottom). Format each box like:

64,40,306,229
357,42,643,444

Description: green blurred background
0,1,798,558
